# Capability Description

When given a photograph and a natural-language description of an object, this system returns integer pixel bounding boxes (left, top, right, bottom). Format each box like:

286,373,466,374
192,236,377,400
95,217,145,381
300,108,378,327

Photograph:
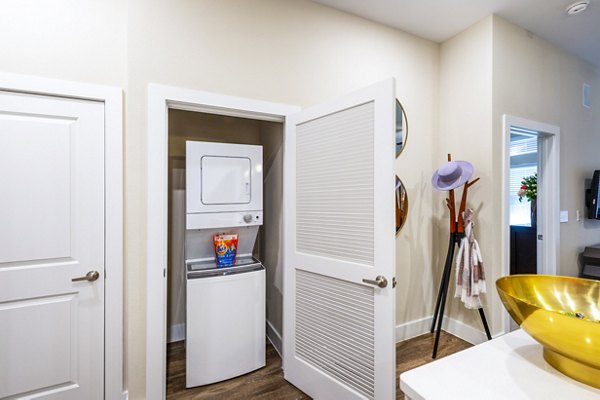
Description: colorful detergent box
213,234,238,267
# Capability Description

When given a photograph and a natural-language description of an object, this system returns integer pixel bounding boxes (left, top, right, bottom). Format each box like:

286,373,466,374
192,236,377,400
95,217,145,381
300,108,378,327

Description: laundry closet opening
166,108,285,387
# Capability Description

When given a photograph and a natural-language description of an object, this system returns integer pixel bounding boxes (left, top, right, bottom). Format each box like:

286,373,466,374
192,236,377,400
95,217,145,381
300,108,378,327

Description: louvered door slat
296,270,375,399
284,78,395,400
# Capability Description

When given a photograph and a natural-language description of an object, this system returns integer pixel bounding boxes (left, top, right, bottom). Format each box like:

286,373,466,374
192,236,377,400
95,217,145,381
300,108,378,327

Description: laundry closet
167,109,284,387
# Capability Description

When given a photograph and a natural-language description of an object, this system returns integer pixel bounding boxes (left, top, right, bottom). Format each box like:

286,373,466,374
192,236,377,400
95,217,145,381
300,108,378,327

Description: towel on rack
455,208,486,309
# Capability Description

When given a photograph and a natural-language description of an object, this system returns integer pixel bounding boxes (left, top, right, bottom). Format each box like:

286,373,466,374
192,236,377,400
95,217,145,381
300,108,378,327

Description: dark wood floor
167,331,472,399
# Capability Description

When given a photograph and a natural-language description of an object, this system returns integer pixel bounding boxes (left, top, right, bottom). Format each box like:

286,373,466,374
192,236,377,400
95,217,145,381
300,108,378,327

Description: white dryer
186,141,263,229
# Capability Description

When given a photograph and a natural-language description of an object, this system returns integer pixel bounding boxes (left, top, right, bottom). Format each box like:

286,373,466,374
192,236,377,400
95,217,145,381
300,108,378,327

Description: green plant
517,173,537,202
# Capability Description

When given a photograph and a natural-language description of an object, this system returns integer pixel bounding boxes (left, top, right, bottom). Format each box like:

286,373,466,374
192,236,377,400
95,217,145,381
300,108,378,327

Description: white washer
186,257,265,388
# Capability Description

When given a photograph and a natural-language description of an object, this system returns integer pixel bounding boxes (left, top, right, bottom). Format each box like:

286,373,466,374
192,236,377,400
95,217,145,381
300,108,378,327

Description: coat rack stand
430,154,492,359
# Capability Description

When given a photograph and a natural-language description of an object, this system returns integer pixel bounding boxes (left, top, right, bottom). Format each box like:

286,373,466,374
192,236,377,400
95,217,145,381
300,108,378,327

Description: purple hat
431,161,473,191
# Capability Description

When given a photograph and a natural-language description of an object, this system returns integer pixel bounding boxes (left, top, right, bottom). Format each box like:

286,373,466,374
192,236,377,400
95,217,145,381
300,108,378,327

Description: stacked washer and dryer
184,141,265,388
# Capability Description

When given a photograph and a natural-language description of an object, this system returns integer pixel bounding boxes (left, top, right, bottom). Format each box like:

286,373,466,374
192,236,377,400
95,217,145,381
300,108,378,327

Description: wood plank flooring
167,331,472,399
395,331,472,398
167,340,307,400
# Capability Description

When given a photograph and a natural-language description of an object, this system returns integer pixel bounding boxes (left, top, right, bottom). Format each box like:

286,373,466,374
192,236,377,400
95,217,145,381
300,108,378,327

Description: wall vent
583,83,591,109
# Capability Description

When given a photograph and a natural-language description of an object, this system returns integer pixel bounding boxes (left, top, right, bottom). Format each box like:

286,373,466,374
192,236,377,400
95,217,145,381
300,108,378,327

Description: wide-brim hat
431,160,473,191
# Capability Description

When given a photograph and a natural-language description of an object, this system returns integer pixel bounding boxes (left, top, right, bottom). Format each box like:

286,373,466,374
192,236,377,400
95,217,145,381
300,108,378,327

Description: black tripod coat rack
431,154,492,359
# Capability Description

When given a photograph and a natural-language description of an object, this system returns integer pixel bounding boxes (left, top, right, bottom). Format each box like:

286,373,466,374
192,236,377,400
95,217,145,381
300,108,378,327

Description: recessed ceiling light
566,0,589,15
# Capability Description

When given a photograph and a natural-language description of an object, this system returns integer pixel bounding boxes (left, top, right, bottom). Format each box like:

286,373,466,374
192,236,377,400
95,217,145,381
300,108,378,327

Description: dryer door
186,141,263,219
201,156,251,205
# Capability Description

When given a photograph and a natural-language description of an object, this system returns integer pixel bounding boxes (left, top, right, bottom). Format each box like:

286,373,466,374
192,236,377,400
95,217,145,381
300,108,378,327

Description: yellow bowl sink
496,274,600,389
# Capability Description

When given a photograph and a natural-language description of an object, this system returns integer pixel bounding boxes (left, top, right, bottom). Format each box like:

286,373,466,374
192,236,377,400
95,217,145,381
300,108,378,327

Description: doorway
147,80,399,399
508,126,539,275
146,84,299,398
502,115,560,333
165,109,285,393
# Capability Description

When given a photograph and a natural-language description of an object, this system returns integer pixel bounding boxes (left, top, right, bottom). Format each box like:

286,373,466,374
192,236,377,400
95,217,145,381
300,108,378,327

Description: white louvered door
283,79,396,399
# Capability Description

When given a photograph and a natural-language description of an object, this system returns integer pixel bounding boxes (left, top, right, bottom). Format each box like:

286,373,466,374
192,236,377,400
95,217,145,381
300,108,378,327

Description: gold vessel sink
496,275,600,389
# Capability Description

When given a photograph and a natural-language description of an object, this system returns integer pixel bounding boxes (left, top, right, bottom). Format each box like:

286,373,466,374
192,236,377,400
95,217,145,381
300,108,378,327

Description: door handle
72,270,100,282
362,275,388,288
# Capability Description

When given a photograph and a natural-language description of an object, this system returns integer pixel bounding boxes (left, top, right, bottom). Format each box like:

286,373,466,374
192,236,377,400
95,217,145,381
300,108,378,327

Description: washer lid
186,255,263,279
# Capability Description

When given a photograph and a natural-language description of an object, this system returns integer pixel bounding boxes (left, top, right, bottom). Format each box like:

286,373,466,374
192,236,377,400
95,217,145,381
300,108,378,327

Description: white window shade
509,133,538,226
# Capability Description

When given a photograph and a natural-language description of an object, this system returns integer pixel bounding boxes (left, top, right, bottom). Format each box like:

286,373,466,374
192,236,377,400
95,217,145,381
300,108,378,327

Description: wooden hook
445,153,457,232
457,177,480,233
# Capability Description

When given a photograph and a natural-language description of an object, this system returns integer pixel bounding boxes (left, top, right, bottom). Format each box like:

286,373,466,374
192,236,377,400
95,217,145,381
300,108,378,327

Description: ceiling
312,0,600,67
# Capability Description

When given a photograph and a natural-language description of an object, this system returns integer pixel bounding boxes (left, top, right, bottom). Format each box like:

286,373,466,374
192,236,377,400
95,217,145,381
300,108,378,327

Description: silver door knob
72,270,100,282
362,275,388,288
243,214,253,223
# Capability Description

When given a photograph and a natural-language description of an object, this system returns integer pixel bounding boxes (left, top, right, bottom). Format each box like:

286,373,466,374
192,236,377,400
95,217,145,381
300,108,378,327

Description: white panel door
0,91,104,399
283,79,396,399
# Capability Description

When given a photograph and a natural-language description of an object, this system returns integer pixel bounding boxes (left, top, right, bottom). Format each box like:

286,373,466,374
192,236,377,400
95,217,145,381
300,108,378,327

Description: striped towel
455,208,486,309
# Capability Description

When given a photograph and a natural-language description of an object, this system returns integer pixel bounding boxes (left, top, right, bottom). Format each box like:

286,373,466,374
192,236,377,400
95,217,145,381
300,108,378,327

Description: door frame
0,72,124,399
145,84,299,399
501,114,560,333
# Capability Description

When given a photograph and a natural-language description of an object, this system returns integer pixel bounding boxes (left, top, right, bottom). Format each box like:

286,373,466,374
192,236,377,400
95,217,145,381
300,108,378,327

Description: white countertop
400,329,600,400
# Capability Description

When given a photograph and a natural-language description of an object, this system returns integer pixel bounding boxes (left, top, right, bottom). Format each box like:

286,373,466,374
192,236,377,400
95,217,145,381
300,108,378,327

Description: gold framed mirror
395,99,408,158
396,176,408,235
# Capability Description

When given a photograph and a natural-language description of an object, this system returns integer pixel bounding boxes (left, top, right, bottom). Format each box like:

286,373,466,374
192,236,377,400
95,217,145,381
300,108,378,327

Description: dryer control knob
243,214,253,223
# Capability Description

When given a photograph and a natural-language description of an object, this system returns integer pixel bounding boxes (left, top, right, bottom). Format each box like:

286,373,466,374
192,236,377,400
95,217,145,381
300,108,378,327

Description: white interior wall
8,1,599,398
0,0,130,393
436,14,600,341
0,1,439,397
0,0,126,88
167,159,186,342
259,123,285,344
491,16,600,278
437,16,496,338
128,1,438,397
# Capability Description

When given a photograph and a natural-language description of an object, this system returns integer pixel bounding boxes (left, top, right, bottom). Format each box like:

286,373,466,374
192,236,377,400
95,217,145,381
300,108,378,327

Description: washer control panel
187,211,263,229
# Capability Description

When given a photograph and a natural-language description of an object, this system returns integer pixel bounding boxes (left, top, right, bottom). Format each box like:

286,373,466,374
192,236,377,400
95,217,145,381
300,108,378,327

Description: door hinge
392,277,397,288
538,234,544,240
163,268,166,277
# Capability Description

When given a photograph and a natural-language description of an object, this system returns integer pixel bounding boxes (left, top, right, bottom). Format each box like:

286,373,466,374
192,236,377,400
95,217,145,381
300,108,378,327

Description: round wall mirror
396,176,408,235
396,100,408,158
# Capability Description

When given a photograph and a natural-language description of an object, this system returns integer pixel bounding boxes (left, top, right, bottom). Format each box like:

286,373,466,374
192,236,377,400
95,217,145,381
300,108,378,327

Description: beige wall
0,0,130,393
0,1,439,397
492,17,600,277
12,1,599,398
0,0,127,87
127,1,439,397
437,17,497,334
259,122,286,337
437,14,600,338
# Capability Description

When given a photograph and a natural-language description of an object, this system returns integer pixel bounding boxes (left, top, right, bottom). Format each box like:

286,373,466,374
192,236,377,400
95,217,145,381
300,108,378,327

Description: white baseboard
168,323,185,343
441,317,489,345
395,316,433,342
266,319,282,357
169,317,487,358
395,315,490,345
122,390,128,400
